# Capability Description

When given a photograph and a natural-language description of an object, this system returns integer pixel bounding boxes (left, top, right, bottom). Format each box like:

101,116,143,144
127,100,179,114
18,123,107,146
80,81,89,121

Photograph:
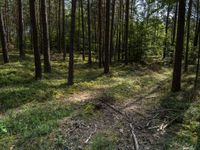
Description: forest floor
1,52,200,150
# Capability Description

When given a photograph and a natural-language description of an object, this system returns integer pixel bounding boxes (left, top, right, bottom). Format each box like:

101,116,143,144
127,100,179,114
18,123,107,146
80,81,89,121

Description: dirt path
49,77,174,149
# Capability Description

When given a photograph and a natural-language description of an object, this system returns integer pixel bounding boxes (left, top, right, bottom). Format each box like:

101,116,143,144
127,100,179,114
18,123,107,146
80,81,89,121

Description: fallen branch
146,113,159,127
161,115,181,130
84,124,97,144
148,115,181,131
100,100,139,150
100,100,131,122
130,123,139,150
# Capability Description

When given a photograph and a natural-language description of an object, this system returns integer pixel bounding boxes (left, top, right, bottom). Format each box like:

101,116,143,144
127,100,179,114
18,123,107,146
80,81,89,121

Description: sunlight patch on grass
0,101,76,149
0,53,173,149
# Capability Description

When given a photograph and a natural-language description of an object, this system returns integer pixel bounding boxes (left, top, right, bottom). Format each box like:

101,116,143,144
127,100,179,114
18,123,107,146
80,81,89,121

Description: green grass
3,52,195,149
87,133,117,150
161,93,200,150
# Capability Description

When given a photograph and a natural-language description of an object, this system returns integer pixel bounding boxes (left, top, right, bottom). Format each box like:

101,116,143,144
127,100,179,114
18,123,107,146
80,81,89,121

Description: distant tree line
0,0,200,92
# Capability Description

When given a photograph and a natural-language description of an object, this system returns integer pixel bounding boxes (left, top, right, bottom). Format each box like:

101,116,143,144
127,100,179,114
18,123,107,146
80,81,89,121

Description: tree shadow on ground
0,54,104,112
156,74,199,149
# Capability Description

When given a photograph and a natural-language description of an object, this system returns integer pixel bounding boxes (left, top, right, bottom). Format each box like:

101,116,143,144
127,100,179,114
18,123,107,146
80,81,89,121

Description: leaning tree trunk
68,0,77,85
18,0,25,60
0,11,9,63
41,0,51,73
29,0,42,80
171,0,186,92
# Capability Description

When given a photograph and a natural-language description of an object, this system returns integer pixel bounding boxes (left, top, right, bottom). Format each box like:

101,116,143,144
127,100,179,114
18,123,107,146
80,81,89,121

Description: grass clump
0,102,75,149
87,133,117,150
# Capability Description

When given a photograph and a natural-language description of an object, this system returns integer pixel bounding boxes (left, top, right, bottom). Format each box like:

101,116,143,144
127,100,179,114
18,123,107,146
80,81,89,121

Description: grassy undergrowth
1,52,200,149
161,88,200,150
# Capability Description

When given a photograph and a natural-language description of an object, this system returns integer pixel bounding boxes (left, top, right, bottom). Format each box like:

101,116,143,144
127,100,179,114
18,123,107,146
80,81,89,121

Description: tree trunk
18,0,25,60
0,11,9,63
110,0,116,64
118,0,122,61
78,1,81,52
29,0,42,80
98,0,102,68
184,0,192,72
80,0,85,61
87,0,92,65
58,0,62,52
4,0,9,43
41,0,51,73
124,0,129,65
48,0,51,49
62,0,66,60
195,33,200,88
171,1,178,46
104,0,110,74
194,0,199,47
171,0,186,92
68,0,77,85
163,5,170,59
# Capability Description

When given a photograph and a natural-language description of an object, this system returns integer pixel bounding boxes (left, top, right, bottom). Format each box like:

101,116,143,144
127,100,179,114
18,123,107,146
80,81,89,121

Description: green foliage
0,103,75,147
128,18,166,62
0,53,172,149
0,122,7,134
88,133,117,150
84,103,96,116
159,78,200,149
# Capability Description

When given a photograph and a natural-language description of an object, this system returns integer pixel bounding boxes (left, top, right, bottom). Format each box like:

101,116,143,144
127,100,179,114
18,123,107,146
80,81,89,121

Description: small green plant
0,122,7,134
90,133,117,150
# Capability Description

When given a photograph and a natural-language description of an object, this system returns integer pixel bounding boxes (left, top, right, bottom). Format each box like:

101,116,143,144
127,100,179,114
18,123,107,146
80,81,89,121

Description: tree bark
184,0,192,72
171,0,186,92
98,0,102,68
18,0,25,60
124,0,129,65
68,0,77,85
163,5,170,59
87,0,92,65
171,1,178,46
194,0,199,47
0,11,9,63
104,0,110,74
58,0,62,52
195,33,200,88
29,0,42,80
110,0,116,64
80,0,85,61
41,0,51,73
62,0,67,60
